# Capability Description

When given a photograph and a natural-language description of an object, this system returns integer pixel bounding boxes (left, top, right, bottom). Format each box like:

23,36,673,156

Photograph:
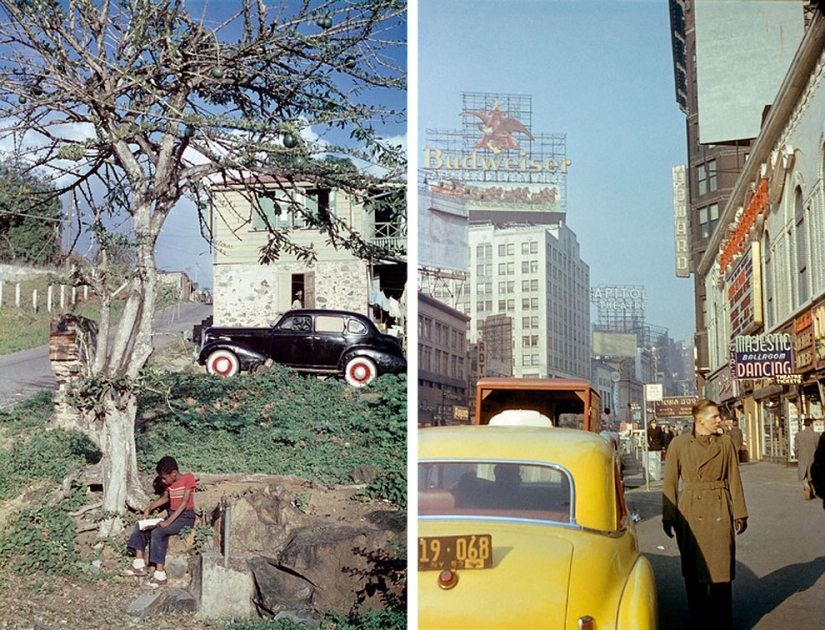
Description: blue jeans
127,509,196,566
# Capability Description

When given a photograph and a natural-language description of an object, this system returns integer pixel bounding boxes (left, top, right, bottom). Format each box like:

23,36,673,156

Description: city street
626,458,825,629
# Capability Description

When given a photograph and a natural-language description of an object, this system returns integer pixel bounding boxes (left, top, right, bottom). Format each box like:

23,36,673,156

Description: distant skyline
417,0,696,342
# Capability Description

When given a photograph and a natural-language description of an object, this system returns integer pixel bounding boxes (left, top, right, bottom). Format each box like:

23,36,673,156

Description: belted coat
662,431,748,583
795,427,820,481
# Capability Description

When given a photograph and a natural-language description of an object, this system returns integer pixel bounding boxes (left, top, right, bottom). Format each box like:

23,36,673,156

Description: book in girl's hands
138,518,163,531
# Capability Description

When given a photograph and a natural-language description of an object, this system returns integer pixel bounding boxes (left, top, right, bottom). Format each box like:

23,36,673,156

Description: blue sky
417,0,696,342
139,1,408,293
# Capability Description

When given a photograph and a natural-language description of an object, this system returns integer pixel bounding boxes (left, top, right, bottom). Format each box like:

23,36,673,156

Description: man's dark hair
156,456,179,475
805,417,814,427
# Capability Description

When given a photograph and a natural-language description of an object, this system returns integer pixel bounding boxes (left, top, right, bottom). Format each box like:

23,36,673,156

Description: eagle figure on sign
462,102,535,154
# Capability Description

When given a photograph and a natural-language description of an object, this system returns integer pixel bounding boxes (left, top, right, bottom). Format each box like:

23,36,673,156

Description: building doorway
291,272,314,309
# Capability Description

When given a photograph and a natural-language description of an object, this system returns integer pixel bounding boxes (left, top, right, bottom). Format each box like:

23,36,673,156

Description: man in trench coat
662,399,748,630
795,418,819,500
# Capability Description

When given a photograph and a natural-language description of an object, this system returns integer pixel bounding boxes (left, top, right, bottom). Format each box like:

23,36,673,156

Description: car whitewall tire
206,350,240,377
344,356,376,387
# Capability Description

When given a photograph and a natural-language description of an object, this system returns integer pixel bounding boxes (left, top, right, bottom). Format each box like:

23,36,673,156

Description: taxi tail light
578,616,596,630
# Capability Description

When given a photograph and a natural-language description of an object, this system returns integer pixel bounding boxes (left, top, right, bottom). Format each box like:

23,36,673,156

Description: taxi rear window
419,462,572,523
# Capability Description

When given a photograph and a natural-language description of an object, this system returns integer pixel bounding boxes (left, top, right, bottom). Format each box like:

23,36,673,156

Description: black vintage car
196,309,406,387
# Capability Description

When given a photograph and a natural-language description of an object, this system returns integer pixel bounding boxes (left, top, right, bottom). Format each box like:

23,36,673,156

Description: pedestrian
120,456,197,589
662,424,674,461
647,418,665,480
662,399,748,630
291,290,303,309
723,417,744,454
795,418,819,500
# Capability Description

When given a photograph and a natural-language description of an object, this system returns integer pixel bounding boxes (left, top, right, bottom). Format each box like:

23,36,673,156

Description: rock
248,523,399,615
126,589,197,618
274,609,322,629
225,485,313,554
364,510,406,532
349,465,380,484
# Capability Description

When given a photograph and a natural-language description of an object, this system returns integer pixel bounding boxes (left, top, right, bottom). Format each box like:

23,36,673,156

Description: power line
0,210,62,222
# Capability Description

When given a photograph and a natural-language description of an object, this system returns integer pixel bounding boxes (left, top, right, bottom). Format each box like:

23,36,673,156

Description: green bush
0,391,101,501
221,604,406,630
0,503,79,575
134,368,407,506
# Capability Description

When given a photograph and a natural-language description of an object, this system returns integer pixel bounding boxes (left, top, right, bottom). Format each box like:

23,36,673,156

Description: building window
697,159,717,197
254,189,329,230
796,188,808,305
697,203,719,240
763,232,773,328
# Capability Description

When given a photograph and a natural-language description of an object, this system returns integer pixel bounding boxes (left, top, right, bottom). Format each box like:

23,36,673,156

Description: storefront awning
752,383,784,401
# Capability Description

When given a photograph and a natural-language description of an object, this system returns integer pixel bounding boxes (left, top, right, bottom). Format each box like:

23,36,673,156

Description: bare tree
0,0,405,535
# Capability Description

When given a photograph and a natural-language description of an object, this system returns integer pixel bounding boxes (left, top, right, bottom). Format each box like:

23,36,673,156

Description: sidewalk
625,457,825,629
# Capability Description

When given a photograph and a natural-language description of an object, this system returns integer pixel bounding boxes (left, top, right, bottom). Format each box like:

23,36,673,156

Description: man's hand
735,518,748,535
663,520,675,538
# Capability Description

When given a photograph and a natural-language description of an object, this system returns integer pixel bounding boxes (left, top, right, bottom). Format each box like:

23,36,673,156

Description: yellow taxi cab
418,412,657,629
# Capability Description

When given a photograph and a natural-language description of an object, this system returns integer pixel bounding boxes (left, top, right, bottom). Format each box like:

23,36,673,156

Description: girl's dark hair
156,456,178,475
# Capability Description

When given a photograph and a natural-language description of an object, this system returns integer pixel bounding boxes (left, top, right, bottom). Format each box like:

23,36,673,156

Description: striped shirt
167,472,196,511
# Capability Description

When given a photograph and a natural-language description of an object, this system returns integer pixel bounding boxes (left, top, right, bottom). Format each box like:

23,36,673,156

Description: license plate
418,534,493,571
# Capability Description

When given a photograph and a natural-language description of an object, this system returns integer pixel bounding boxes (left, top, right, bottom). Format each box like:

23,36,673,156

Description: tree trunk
86,390,150,537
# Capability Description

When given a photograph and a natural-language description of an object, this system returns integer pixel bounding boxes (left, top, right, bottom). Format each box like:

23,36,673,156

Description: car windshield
419,461,572,523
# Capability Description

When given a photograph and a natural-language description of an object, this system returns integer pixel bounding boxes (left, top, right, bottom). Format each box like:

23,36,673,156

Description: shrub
134,368,407,505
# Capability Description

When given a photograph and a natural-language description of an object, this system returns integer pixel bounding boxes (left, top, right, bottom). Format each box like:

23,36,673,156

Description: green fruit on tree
283,133,299,149
18,95,26,104
211,67,224,79
184,125,196,138
322,16,333,29
343,56,356,70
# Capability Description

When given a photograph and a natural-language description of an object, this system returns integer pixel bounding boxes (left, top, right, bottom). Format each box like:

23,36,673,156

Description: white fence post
15,283,20,308
60,285,66,309
71,286,77,305
0,280,3,307
48,285,53,312
32,289,38,312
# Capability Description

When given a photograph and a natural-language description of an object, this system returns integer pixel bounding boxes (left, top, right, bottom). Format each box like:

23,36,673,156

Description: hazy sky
417,0,696,342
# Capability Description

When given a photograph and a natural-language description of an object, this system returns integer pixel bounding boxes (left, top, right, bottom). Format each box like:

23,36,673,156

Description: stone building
208,178,406,335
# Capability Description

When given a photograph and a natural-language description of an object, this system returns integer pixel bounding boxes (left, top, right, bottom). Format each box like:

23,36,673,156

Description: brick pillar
49,314,97,430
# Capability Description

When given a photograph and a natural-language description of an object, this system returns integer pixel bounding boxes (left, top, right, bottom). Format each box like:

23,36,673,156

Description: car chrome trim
418,514,586,530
